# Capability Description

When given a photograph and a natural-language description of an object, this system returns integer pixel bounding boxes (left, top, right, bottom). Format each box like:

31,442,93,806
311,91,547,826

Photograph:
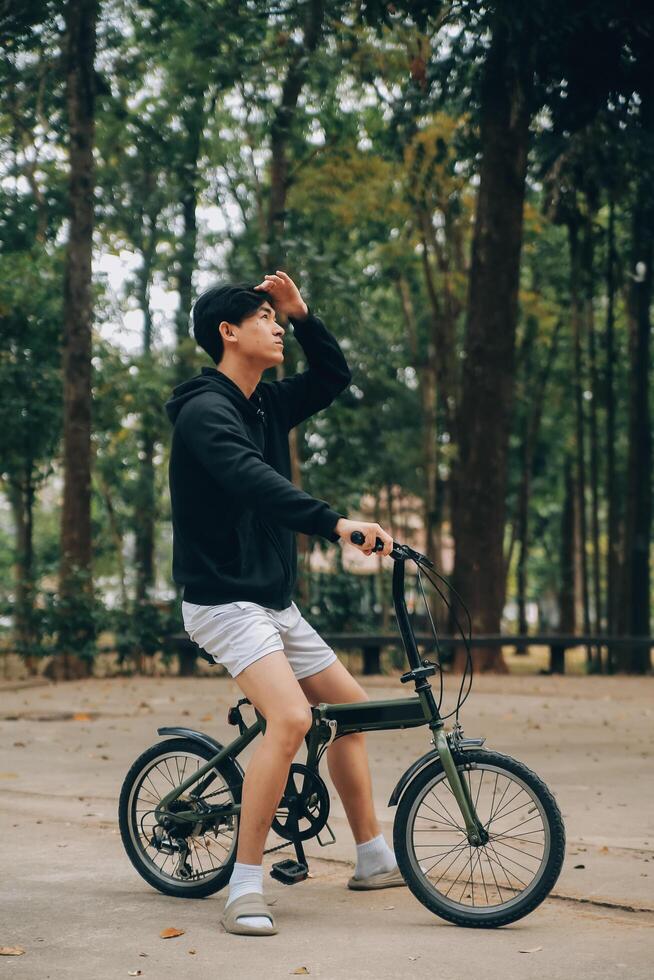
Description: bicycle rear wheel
394,749,565,927
118,737,243,898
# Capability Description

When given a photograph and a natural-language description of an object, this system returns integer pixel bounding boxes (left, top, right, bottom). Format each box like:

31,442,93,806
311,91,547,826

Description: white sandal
220,892,278,936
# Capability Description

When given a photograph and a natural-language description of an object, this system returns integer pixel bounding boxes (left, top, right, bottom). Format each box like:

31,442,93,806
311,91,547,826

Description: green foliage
1,0,652,674
0,247,63,489
109,598,178,667
46,566,104,663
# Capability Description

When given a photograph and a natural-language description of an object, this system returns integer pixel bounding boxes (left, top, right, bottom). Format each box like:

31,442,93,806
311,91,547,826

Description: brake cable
413,557,474,723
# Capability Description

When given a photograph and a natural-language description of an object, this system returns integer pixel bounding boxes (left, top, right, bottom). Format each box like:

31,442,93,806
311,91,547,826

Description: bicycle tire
393,748,565,927
118,736,243,899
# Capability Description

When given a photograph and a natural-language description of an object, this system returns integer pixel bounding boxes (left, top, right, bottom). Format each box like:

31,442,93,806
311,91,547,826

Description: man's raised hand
253,270,308,320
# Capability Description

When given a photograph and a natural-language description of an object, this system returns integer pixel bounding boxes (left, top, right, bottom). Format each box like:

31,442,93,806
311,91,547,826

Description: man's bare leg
233,651,313,864
298,660,382,842
222,651,312,930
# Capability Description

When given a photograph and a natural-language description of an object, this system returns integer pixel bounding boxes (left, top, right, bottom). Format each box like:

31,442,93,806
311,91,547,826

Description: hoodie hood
164,366,265,426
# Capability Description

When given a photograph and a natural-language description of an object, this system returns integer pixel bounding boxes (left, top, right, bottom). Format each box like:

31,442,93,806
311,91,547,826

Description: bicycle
118,531,565,927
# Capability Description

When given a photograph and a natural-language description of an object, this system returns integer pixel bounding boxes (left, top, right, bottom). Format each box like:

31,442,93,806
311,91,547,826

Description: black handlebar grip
350,530,385,552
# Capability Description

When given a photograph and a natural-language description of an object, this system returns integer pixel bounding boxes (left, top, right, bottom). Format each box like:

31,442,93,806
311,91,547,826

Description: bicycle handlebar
349,530,434,568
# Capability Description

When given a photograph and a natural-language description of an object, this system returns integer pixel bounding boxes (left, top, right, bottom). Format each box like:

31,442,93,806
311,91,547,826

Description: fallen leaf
0,947,25,955
200,714,213,721
73,712,92,721
291,969,310,976
383,905,395,910
573,864,585,869
600,846,609,853
128,972,142,977
519,947,543,954
188,949,196,955
160,927,185,939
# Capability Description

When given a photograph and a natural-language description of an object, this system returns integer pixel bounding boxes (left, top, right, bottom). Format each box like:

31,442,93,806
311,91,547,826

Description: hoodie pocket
258,520,292,587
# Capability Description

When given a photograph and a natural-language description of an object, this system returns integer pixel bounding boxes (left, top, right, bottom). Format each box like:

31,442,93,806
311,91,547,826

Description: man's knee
268,704,312,751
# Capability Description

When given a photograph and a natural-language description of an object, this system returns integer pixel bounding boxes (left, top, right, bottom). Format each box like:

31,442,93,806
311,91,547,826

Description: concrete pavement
0,672,652,979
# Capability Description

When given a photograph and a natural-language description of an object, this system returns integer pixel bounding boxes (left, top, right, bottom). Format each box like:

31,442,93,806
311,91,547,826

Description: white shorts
181,599,338,680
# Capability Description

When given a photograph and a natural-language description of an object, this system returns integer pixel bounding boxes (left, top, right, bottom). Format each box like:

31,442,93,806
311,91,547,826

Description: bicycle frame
155,551,487,845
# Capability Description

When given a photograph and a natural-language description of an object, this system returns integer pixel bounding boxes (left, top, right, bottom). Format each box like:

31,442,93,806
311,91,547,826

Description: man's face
221,300,285,368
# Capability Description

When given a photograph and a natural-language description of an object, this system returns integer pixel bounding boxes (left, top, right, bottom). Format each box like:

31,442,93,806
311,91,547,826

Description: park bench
163,631,654,676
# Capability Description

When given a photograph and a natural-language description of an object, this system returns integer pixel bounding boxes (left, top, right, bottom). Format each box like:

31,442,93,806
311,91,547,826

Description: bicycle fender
388,748,439,807
157,726,245,780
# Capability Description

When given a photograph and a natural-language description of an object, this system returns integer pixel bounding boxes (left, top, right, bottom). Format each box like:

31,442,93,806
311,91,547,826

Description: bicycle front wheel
393,749,565,927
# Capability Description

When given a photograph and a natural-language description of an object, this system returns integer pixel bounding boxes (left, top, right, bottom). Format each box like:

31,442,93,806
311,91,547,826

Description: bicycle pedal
270,858,309,885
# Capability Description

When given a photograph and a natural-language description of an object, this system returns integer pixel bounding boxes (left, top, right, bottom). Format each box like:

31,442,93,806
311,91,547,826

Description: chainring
271,763,330,842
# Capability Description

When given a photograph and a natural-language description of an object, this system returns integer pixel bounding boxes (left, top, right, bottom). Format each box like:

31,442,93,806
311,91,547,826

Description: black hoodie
164,309,351,609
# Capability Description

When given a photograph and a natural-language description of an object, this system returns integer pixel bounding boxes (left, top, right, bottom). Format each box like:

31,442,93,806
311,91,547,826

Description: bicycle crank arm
432,729,487,845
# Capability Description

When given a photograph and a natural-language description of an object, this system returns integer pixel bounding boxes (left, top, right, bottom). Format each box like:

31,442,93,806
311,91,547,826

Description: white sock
354,833,398,878
224,862,272,929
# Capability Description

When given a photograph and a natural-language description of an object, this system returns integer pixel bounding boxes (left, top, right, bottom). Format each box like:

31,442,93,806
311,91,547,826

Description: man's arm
177,394,344,541
267,308,352,430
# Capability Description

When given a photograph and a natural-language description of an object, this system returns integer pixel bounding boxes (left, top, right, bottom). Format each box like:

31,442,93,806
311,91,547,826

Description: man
165,270,402,937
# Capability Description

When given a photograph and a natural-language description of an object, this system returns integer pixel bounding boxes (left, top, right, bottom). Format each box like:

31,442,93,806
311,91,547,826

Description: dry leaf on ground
519,946,543,954
291,969,310,975
0,947,26,956
160,927,185,939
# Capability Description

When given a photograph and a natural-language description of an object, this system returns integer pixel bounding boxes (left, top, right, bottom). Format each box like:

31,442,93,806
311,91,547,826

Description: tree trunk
174,85,205,384
135,250,157,604
583,210,603,670
264,0,325,605
450,15,532,672
96,472,128,611
57,0,99,681
604,197,619,670
8,477,39,674
619,81,654,673
514,317,562,653
266,0,325,270
568,216,592,664
559,455,576,634
396,273,439,570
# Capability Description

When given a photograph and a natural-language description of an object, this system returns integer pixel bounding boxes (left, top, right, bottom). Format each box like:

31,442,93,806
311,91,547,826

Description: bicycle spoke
486,784,524,824
489,797,534,825
489,836,542,862
128,750,237,888
486,840,540,875
484,840,528,887
492,812,542,836
421,795,465,832
408,764,550,912
420,840,469,872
